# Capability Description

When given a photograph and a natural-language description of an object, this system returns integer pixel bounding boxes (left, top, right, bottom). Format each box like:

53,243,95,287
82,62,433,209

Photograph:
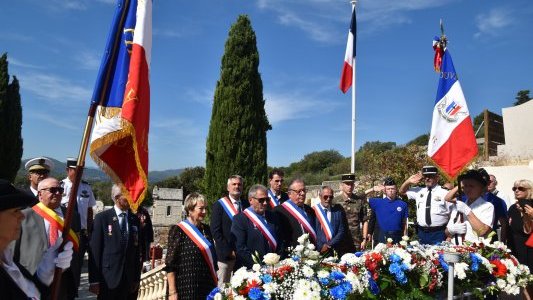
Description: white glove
455,201,472,216
447,222,467,235
36,238,74,286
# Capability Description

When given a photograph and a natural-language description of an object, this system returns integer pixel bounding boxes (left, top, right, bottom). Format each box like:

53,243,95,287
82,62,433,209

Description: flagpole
350,0,357,174
49,1,132,298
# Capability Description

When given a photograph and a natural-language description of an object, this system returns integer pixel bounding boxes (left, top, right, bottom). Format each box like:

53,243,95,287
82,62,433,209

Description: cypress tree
205,15,271,205
0,53,24,182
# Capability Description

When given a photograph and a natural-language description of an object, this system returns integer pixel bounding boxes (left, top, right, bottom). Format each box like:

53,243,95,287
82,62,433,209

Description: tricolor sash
267,189,281,208
313,204,333,242
243,208,277,251
32,202,80,251
218,197,239,220
282,201,316,241
177,220,218,284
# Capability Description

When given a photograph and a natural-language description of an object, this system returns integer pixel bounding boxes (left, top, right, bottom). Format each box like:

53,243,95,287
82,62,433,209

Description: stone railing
137,263,167,300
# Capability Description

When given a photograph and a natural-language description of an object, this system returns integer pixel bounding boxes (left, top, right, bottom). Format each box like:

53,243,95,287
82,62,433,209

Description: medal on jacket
108,224,113,236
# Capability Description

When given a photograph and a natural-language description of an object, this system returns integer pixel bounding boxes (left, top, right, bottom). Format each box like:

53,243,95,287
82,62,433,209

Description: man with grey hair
313,186,347,256
231,184,282,268
210,175,249,287
14,177,79,300
89,184,142,298
274,178,316,250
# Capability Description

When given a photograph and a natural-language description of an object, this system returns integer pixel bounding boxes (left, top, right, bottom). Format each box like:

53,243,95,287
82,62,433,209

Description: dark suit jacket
231,210,283,268
210,197,249,262
274,202,316,250
0,260,49,300
89,208,142,290
315,204,346,251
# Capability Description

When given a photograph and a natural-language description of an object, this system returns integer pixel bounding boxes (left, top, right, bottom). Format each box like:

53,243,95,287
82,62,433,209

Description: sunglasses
289,189,307,194
31,170,50,176
322,195,334,200
253,197,270,204
513,186,528,192
40,186,64,194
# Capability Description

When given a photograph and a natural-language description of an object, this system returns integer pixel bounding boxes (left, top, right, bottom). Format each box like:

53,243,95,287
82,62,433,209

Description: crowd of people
1,156,532,300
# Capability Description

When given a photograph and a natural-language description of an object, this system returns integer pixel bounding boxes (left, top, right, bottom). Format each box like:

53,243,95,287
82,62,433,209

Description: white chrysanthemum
479,256,493,273
307,243,315,250
409,240,420,246
252,264,261,272
302,265,314,277
507,274,516,285
230,268,249,288
263,282,278,294
508,285,520,295
399,240,408,247
402,235,409,241
496,279,506,289
374,243,387,252
295,245,305,252
214,293,222,300
454,262,468,280
317,270,329,279
263,253,280,265
307,250,320,260
340,253,357,266
284,258,299,267
297,234,309,244
387,238,393,243
305,259,318,267
346,271,365,293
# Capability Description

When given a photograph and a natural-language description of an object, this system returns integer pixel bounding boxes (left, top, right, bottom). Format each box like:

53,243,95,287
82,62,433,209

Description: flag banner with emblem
89,0,152,212
340,5,356,93
428,36,477,179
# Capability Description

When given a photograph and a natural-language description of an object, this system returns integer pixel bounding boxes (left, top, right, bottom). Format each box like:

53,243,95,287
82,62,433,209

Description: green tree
406,134,429,146
472,112,484,137
514,90,530,106
0,53,23,182
205,15,271,205
285,150,344,177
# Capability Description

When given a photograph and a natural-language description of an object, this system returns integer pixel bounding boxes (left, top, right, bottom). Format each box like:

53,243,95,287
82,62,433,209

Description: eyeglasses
513,186,528,192
322,195,334,200
290,189,307,194
253,197,270,204
40,186,64,194
272,179,284,183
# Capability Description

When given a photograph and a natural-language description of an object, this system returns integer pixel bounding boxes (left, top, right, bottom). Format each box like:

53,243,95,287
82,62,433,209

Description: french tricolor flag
90,0,152,212
428,38,477,179
340,6,356,93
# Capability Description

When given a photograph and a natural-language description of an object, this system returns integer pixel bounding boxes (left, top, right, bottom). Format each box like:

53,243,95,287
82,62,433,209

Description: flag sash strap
243,208,277,251
313,205,333,241
282,201,316,241
32,202,80,251
218,197,238,220
267,189,280,208
177,220,218,284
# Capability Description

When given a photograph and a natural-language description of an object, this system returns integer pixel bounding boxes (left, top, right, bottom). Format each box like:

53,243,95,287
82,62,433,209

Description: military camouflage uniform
335,193,370,253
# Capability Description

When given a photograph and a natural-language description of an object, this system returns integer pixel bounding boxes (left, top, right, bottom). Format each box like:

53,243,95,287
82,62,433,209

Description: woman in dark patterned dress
165,193,217,300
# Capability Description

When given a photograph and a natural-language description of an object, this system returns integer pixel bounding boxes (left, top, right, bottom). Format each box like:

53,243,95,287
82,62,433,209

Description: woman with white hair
507,179,533,269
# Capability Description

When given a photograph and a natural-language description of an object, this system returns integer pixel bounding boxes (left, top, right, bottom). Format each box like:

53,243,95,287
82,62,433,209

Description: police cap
422,166,438,175
341,174,356,183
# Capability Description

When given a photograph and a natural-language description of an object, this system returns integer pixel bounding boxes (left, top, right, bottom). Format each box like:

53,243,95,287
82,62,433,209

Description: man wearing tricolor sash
210,175,249,287
232,184,282,268
314,186,346,256
13,178,80,300
266,169,289,210
274,178,317,250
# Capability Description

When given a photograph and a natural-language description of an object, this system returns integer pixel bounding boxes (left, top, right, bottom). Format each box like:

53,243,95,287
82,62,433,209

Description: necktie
120,212,128,246
49,222,59,246
235,201,241,212
425,188,432,226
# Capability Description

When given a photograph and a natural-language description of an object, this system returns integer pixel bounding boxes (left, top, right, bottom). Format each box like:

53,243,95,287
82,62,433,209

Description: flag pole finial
439,19,447,48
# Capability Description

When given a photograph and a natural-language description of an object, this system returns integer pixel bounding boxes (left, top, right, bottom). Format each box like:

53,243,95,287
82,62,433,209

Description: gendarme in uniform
334,174,369,253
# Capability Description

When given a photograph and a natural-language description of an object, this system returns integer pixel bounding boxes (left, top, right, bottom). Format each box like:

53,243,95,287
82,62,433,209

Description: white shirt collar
114,205,128,216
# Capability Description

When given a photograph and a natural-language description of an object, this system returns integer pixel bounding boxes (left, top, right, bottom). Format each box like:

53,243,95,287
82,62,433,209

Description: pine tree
205,15,271,205
0,53,24,182
514,90,531,106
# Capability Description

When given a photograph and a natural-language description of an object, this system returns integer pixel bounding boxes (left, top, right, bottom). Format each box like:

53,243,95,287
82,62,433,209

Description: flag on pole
428,36,477,179
340,6,356,93
90,0,152,212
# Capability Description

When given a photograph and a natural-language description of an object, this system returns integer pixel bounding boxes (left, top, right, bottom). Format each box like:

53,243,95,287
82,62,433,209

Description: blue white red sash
267,189,280,208
177,220,218,284
313,204,333,242
282,201,316,241
218,197,239,220
243,208,277,251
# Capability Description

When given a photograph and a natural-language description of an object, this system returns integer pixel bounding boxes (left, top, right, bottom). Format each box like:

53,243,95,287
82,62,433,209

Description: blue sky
1,0,532,171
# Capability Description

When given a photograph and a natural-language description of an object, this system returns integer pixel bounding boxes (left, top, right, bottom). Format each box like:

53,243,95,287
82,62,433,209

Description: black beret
383,177,396,186
0,179,38,211
458,169,487,186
